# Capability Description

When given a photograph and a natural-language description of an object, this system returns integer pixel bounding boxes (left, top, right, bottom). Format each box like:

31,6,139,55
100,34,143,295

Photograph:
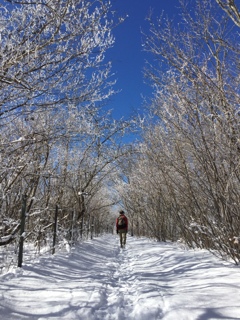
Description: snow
1,234,240,320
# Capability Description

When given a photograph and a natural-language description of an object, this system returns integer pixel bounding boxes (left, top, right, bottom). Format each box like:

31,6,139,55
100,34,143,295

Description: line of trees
0,0,133,259
118,0,240,264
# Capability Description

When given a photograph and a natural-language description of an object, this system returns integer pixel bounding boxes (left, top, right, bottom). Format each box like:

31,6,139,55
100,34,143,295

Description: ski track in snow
1,234,240,320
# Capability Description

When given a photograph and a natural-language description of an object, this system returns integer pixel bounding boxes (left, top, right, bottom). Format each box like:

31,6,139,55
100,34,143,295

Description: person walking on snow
116,210,128,248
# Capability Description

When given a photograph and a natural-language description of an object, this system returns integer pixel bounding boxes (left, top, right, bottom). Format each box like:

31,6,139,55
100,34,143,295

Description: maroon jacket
116,214,128,232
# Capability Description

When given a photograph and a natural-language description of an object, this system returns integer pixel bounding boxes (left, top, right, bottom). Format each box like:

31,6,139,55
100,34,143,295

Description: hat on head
119,210,125,215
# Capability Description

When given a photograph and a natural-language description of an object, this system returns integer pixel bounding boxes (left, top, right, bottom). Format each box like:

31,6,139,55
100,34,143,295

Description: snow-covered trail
1,235,240,320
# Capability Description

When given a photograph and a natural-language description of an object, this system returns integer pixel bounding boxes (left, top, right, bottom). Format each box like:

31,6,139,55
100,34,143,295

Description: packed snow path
1,235,240,320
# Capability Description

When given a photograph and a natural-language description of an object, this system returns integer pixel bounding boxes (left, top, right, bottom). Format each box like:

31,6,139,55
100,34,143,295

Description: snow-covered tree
122,0,240,263
0,0,132,251
0,0,116,118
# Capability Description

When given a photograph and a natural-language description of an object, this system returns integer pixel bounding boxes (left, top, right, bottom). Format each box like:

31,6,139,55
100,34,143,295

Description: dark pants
118,229,127,247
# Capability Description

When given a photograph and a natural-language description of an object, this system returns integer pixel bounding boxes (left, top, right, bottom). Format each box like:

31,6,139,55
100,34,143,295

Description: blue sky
105,0,181,119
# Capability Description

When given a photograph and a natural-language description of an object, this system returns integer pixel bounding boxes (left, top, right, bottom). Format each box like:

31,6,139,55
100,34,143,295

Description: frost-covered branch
215,0,240,27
